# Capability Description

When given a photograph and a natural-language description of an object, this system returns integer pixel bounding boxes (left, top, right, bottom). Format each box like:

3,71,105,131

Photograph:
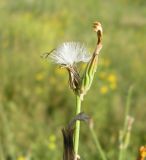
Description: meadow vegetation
0,0,146,159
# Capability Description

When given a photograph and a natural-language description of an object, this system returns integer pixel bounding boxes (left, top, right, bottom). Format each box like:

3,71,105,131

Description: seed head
48,42,91,66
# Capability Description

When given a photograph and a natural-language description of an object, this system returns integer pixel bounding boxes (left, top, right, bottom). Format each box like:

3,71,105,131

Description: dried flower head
49,42,91,66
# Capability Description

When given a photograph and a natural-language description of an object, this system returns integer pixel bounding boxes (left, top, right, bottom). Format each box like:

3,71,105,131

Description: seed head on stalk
43,21,103,160
44,22,103,98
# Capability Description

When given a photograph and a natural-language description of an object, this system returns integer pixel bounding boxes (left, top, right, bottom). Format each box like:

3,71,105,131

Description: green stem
0,137,5,160
90,127,107,160
119,150,124,160
119,86,134,160
124,86,133,132
74,95,82,158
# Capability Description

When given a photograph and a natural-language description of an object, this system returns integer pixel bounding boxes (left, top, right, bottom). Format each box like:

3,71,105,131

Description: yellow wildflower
100,85,108,94
49,134,56,142
48,142,56,150
107,74,117,83
48,134,56,150
140,146,146,159
17,156,26,160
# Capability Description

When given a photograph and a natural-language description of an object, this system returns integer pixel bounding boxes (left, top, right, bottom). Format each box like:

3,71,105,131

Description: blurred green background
0,0,146,159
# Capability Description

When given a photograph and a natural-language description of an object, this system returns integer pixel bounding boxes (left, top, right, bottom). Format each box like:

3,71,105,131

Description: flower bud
80,22,103,99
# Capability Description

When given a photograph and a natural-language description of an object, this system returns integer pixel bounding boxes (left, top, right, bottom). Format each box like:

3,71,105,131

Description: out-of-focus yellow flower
139,146,146,159
48,134,56,150
107,74,117,83
35,72,44,81
49,134,56,142
17,156,26,160
99,72,106,79
100,85,108,94
48,142,56,150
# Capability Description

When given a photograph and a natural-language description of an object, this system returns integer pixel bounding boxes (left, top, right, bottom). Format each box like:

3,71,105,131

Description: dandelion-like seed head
49,42,91,66
45,21,103,96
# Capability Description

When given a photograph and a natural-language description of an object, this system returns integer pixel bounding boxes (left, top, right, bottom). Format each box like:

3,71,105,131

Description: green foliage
0,0,146,159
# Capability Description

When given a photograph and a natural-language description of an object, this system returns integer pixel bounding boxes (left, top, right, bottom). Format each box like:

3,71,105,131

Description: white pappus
48,42,91,66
